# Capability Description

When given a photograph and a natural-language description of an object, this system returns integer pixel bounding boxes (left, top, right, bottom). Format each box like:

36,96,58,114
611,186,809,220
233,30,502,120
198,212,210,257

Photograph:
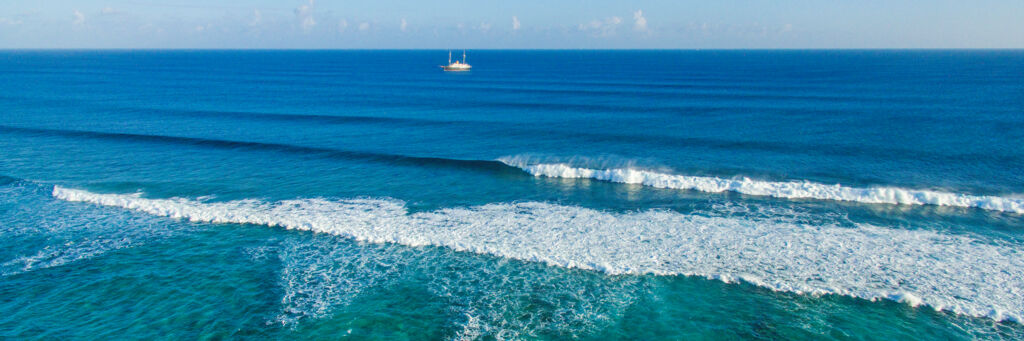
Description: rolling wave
500,157,1024,214
53,185,1024,323
117,107,447,127
0,175,18,186
0,125,513,173
4,124,1021,213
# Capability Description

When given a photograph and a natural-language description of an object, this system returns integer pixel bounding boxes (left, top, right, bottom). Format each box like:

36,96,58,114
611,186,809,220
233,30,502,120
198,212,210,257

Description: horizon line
2,47,1023,51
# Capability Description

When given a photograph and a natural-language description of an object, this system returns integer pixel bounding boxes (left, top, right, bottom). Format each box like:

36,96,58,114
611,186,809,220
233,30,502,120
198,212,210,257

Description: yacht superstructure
441,50,471,71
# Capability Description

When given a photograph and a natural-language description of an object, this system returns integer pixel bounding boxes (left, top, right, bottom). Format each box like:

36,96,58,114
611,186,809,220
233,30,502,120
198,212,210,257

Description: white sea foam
53,186,1024,323
1,239,133,276
0,183,182,277
273,240,406,325
499,157,1024,214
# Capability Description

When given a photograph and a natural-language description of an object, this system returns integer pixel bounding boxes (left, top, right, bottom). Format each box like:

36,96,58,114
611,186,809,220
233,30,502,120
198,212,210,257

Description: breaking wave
53,185,1024,323
499,157,1024,214
0,181,182,277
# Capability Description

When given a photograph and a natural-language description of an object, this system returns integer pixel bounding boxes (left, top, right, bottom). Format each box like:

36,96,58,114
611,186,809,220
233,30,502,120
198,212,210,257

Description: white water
499,157,1024,214
53,186,1024,323
1,239,133,276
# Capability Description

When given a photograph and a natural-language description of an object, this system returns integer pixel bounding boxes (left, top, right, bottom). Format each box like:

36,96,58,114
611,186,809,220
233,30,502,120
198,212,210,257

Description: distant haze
1,0,1022,49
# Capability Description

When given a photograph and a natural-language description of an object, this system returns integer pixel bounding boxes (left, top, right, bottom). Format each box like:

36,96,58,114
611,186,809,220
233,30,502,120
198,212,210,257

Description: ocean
1,50,1022,339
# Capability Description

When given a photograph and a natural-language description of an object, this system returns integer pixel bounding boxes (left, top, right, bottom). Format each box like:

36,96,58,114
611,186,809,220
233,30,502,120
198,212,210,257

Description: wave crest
498,156,1024,214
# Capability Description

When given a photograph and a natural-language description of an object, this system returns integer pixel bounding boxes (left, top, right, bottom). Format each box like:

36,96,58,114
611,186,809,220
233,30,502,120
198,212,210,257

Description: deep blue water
1,50,1023,339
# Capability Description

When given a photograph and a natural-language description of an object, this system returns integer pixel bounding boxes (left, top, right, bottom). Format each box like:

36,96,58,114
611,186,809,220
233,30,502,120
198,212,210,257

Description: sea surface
1,50,1023,339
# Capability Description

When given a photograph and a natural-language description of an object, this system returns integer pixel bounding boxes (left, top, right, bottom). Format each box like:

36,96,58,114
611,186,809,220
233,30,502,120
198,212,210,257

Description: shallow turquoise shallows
1,50,1023,339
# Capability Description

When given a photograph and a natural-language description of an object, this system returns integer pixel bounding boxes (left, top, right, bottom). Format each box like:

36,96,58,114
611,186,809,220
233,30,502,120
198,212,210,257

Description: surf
53,185,1024,323
499,156,1024,214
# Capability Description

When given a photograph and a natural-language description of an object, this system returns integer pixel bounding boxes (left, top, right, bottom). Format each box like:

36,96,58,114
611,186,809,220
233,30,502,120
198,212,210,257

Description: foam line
499,158,1024,214
53,186,1024,323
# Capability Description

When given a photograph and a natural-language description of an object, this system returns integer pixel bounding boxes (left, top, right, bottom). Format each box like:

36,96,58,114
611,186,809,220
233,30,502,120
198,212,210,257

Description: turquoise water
1,50,1023,339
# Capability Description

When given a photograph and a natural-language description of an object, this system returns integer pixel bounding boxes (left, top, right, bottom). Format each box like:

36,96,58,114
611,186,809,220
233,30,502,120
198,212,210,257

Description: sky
0,0,1022,49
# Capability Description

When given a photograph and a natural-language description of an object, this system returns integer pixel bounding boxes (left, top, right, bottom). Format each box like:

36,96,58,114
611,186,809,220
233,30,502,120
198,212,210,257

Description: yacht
441,50,471,71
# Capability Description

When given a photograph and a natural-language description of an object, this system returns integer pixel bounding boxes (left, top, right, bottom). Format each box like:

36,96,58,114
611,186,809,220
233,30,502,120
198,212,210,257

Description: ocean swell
53,186,1024,323
499,157,1024,214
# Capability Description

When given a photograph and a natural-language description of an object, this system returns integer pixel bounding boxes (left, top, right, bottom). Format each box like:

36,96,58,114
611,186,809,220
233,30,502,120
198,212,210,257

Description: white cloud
633,10,647,32
72,10,85,25
477,22,491,32
0,17,22,25
294,0,315,32
338,19,348,32
250,9,262,27
512,16,520,30
578,16,621,37
358,22,370,31
100,7,120,15
685,21,794,38
195,25,206,32
401,18,407,32
301,16,315,31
